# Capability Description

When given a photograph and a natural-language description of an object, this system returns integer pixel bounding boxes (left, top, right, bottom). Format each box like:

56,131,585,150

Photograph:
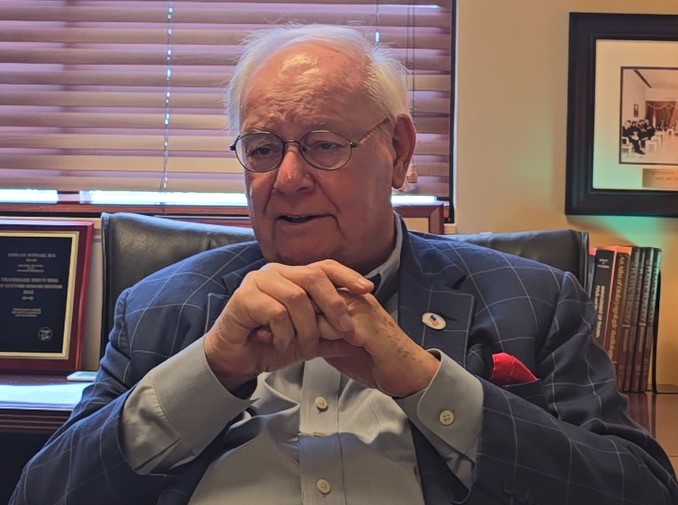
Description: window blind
0,0,454,203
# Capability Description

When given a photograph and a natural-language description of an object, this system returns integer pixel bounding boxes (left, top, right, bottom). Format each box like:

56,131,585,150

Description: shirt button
314,396,329,411
439,409,455,426
316,478,331,495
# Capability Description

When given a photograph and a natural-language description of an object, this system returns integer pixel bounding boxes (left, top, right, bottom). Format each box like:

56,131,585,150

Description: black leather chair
99,212,589,355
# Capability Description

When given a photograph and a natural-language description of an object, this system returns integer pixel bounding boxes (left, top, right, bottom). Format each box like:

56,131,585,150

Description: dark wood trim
0,202,449,232
0,374,82,434
0,203,252,218
394,204,446,234
0,408,70,434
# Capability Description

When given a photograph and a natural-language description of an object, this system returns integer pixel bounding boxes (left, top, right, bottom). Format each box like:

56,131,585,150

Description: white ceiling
637,68,678,90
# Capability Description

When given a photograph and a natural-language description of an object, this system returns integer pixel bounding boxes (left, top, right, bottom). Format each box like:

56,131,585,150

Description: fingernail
357,277,373,289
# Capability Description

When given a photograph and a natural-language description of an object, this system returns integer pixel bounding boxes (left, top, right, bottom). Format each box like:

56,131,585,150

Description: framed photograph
566,13,678,217
0,220,94,373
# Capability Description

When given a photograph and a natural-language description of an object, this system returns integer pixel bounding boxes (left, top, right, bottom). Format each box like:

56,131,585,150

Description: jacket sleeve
10,289,195,505
464,271,678,505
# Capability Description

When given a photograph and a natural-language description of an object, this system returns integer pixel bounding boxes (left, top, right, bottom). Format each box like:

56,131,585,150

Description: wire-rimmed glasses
229,118,390,173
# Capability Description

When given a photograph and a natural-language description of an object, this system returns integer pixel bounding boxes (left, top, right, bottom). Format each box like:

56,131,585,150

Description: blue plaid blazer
11,230,678,505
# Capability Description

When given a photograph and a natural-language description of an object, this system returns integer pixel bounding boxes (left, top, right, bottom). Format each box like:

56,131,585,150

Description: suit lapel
398,232,474,367
204,257,267,332
399,231,478,505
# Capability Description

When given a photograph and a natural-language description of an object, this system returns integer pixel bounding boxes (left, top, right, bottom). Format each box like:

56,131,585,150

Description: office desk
0,374,86,434
623,393,678,473
0,374,88,502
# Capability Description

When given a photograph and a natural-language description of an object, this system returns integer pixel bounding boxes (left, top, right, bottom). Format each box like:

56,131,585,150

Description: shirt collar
364,212,402,303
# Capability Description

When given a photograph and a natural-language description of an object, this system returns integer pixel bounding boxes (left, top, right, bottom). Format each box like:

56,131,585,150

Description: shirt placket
299,358,344,505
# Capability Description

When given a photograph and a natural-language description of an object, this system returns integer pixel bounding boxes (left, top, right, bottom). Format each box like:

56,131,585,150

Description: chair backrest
451,229,589,286
100,212,589,354
100,212,256,352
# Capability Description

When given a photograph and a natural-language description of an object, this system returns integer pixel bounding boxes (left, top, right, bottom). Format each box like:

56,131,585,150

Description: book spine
605,248,631,366
620,248,646,391
586,246,597,297
589,249,616,350
639,249,662,392
630,248,652,391
617,247,641,391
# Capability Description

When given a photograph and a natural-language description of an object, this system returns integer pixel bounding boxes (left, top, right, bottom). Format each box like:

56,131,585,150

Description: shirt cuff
122,337,253,472
396,349,483,459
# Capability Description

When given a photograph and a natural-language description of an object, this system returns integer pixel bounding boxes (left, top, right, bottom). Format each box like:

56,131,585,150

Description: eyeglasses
229,118,390,173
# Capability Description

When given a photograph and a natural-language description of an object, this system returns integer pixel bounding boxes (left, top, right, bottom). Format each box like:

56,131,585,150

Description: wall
622,72,646,123
455,0,678,386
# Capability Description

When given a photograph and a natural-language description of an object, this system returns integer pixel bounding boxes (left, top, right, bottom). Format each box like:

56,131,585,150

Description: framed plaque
0,220,94,373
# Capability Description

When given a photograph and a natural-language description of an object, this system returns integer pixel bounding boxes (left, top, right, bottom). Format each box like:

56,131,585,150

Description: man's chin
275,249,336,266
266,243,340,267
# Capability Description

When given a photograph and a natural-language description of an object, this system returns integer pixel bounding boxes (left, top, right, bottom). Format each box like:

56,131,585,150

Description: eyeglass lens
235,131,352,172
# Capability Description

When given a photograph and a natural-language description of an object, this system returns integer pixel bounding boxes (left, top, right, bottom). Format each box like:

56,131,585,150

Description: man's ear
390,115,417,189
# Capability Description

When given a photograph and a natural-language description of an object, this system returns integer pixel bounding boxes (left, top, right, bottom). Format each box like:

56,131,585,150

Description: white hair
225,24,411,132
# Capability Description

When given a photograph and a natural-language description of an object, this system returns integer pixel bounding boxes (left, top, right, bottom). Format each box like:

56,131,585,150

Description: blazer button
515,488,529,504
501,478,517,496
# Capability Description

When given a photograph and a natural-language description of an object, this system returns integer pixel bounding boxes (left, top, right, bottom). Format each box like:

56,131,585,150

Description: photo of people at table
620,67,678,165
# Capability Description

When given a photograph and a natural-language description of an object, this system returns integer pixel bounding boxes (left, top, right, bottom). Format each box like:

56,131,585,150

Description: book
603,247,632,376
588,243,663,393
637,248,662,392
588,248,616,350
618,247,646,392
586,246,597,296
627,248,651,392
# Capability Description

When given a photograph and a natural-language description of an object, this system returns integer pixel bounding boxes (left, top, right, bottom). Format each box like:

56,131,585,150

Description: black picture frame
566,13,678,217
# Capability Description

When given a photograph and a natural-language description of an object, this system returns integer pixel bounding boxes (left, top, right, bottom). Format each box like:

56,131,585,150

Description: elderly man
12,25,677,505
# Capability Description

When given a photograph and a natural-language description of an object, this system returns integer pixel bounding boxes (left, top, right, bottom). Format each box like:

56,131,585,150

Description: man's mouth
279,215,316,223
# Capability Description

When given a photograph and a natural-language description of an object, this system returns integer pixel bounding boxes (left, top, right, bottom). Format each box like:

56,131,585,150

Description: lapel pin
422,312,446,330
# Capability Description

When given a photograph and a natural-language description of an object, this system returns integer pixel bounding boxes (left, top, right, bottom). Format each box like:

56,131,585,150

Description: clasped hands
204,260,439,398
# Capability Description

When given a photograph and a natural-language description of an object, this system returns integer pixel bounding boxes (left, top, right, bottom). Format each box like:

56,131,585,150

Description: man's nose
273,142,312,192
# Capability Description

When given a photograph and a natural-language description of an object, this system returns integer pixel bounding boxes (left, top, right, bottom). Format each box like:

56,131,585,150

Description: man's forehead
279,51,320,72
237,39,377,132
259,41,362,77
242,43,366,106
274,49,325,86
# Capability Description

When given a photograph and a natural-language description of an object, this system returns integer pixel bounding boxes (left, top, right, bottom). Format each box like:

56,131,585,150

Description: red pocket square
490,352,538,386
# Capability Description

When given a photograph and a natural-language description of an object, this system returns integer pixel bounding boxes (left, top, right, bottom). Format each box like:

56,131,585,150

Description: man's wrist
202,336,258,395
395,349,441,398
215,374,257,395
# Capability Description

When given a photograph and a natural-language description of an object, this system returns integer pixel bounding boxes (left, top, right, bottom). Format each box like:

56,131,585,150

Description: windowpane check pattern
0,0,454,203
